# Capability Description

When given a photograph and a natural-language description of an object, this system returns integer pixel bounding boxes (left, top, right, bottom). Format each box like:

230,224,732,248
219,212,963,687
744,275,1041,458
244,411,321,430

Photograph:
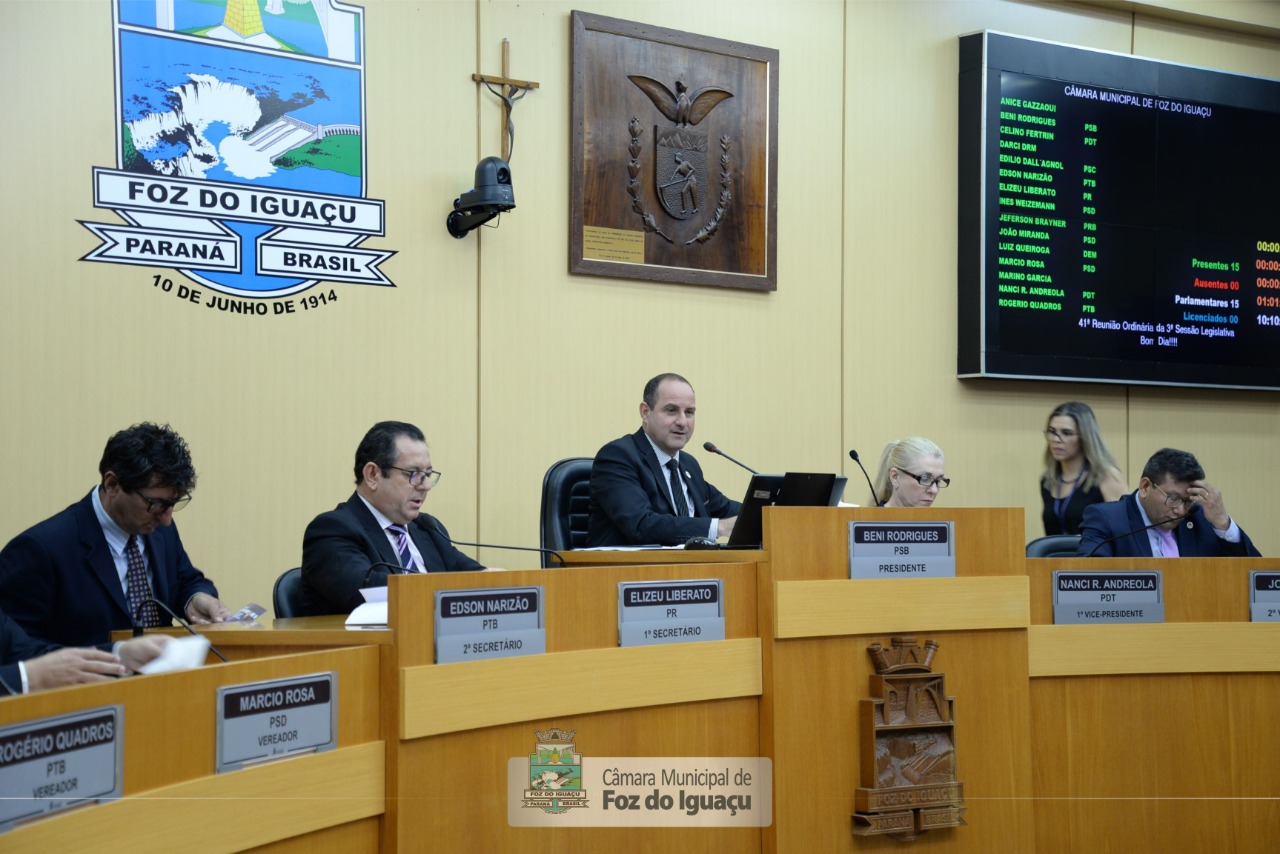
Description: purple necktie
388,524,417,571
1157,527,1179,558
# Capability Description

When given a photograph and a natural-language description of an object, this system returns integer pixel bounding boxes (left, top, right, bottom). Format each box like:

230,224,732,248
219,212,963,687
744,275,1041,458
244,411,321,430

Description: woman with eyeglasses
872,437,949,507
1040,401,1127,535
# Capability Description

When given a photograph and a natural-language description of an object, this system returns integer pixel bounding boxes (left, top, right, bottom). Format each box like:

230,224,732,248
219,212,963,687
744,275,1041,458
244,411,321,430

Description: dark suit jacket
588,430,742,547
300,493,485,615
1077,492,1260,557
0,608,56,694
0,492,218,647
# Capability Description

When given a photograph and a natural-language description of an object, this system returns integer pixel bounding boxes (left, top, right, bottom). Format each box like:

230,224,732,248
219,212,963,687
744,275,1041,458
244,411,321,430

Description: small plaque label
1249,571,1280,622
617,579,725,646
434,586,546,664
216,673,337,773
582,225,645,263
848,522,956,579
0,706,123,832
1053,571,1164,624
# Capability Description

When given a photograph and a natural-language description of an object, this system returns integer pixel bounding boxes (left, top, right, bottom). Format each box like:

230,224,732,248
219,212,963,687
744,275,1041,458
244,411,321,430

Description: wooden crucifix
472,39,540,161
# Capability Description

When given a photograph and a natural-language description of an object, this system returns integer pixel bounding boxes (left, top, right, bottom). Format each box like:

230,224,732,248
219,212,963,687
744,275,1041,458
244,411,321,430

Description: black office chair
273,567,306,618
539,457,593,567
1025,535,1082,558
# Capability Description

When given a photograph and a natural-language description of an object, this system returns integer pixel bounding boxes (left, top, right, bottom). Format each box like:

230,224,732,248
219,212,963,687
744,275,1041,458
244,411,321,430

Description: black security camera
446,156,515,238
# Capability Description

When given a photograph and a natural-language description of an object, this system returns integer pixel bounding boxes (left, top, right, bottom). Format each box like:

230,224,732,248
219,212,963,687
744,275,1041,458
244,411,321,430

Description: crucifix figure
472,39,540,161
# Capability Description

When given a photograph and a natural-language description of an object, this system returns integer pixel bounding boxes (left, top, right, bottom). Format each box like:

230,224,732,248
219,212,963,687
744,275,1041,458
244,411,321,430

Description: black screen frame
958,31,1280,391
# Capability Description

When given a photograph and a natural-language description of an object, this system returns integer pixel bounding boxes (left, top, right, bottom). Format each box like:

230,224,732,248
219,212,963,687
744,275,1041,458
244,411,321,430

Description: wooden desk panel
385,563,764,853
763,506,1026,580
0,648,383,853
1030,673,1280,853
760,507,1036,853
113,616,392,662
1027,557,1280,853
1026,557,1280,625
387,562,759,668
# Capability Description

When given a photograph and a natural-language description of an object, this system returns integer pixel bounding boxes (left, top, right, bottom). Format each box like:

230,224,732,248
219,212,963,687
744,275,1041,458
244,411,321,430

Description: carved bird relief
627,76,733,127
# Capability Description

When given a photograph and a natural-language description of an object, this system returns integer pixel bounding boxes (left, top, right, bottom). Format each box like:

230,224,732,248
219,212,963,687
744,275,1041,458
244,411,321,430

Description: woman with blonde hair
872,437,949,508
1040,401,1126,535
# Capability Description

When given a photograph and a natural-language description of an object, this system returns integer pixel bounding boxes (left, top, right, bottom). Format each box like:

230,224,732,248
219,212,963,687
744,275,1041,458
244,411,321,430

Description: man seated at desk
588,373,740,547
1078,447,1260,557
301,421,486,615
0,423,230,648
1,607,169,695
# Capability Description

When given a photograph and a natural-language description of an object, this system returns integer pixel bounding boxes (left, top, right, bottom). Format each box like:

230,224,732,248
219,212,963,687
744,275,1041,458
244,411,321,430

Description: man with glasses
301,421,485,615
0,423,230,647
1077,447,1259,557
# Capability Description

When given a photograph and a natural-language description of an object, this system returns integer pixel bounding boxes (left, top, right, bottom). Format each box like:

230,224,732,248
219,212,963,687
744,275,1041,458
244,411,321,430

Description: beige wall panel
473,1,847,564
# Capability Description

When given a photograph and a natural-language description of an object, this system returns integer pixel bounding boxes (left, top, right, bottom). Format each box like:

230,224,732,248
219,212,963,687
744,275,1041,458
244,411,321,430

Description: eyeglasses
1044,428,1079,441
897,469,951,489
1152,482,1190,510
387,466,442,488
137,492,191,515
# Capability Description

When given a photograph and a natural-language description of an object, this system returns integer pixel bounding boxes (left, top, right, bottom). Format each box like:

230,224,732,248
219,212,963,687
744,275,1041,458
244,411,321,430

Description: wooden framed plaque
570,11,779,291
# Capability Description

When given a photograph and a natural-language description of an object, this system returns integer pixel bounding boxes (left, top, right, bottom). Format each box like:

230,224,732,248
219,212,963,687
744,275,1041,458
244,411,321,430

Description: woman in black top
1040,402,1127,535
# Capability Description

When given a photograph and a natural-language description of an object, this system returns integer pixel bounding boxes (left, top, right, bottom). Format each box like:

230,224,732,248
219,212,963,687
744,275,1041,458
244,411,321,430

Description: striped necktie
666,459,689,516
388,524,417,571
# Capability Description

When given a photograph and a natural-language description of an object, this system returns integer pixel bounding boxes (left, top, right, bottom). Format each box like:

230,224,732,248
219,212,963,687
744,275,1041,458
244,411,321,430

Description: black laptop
724,472,846,548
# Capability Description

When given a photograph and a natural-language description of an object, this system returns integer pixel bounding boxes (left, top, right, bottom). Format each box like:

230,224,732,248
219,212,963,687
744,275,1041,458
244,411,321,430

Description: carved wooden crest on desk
852,637,967,841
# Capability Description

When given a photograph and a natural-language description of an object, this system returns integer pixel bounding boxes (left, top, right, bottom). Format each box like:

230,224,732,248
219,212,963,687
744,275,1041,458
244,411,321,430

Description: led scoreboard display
958,31,1280,390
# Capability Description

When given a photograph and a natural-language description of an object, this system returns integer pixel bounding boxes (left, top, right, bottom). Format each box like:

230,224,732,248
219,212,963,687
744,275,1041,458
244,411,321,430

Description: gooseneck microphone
848,449,883,507
1085,504,1200,557
429,520,567,568
364,561,409,589
702,441,759,475
133,597,229,662
0,672,17,696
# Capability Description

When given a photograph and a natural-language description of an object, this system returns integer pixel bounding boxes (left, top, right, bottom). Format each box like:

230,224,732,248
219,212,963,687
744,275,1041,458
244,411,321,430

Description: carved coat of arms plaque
570,12,778,291
852,637,967,841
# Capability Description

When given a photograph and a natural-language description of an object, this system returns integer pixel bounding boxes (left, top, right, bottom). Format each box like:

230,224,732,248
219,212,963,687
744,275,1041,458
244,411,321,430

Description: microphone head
848,449,860,462
703,441,717,453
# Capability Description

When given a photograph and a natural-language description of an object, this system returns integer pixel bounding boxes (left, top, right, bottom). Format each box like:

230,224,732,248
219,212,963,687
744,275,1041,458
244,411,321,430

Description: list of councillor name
991,71,1280,363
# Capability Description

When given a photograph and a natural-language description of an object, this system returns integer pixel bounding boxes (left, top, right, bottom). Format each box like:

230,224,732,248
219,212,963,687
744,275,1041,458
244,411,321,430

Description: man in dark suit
1078,447,1259,557
301,421,486,615
588,373,741,547
0,424,230,648
1,607,169,695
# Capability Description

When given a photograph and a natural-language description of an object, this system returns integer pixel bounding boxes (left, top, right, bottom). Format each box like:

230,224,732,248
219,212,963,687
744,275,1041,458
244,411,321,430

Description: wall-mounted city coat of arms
570,12,778,291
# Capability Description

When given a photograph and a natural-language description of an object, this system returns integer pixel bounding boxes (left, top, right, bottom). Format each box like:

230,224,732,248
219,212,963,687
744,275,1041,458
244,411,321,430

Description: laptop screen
725,472,846,548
